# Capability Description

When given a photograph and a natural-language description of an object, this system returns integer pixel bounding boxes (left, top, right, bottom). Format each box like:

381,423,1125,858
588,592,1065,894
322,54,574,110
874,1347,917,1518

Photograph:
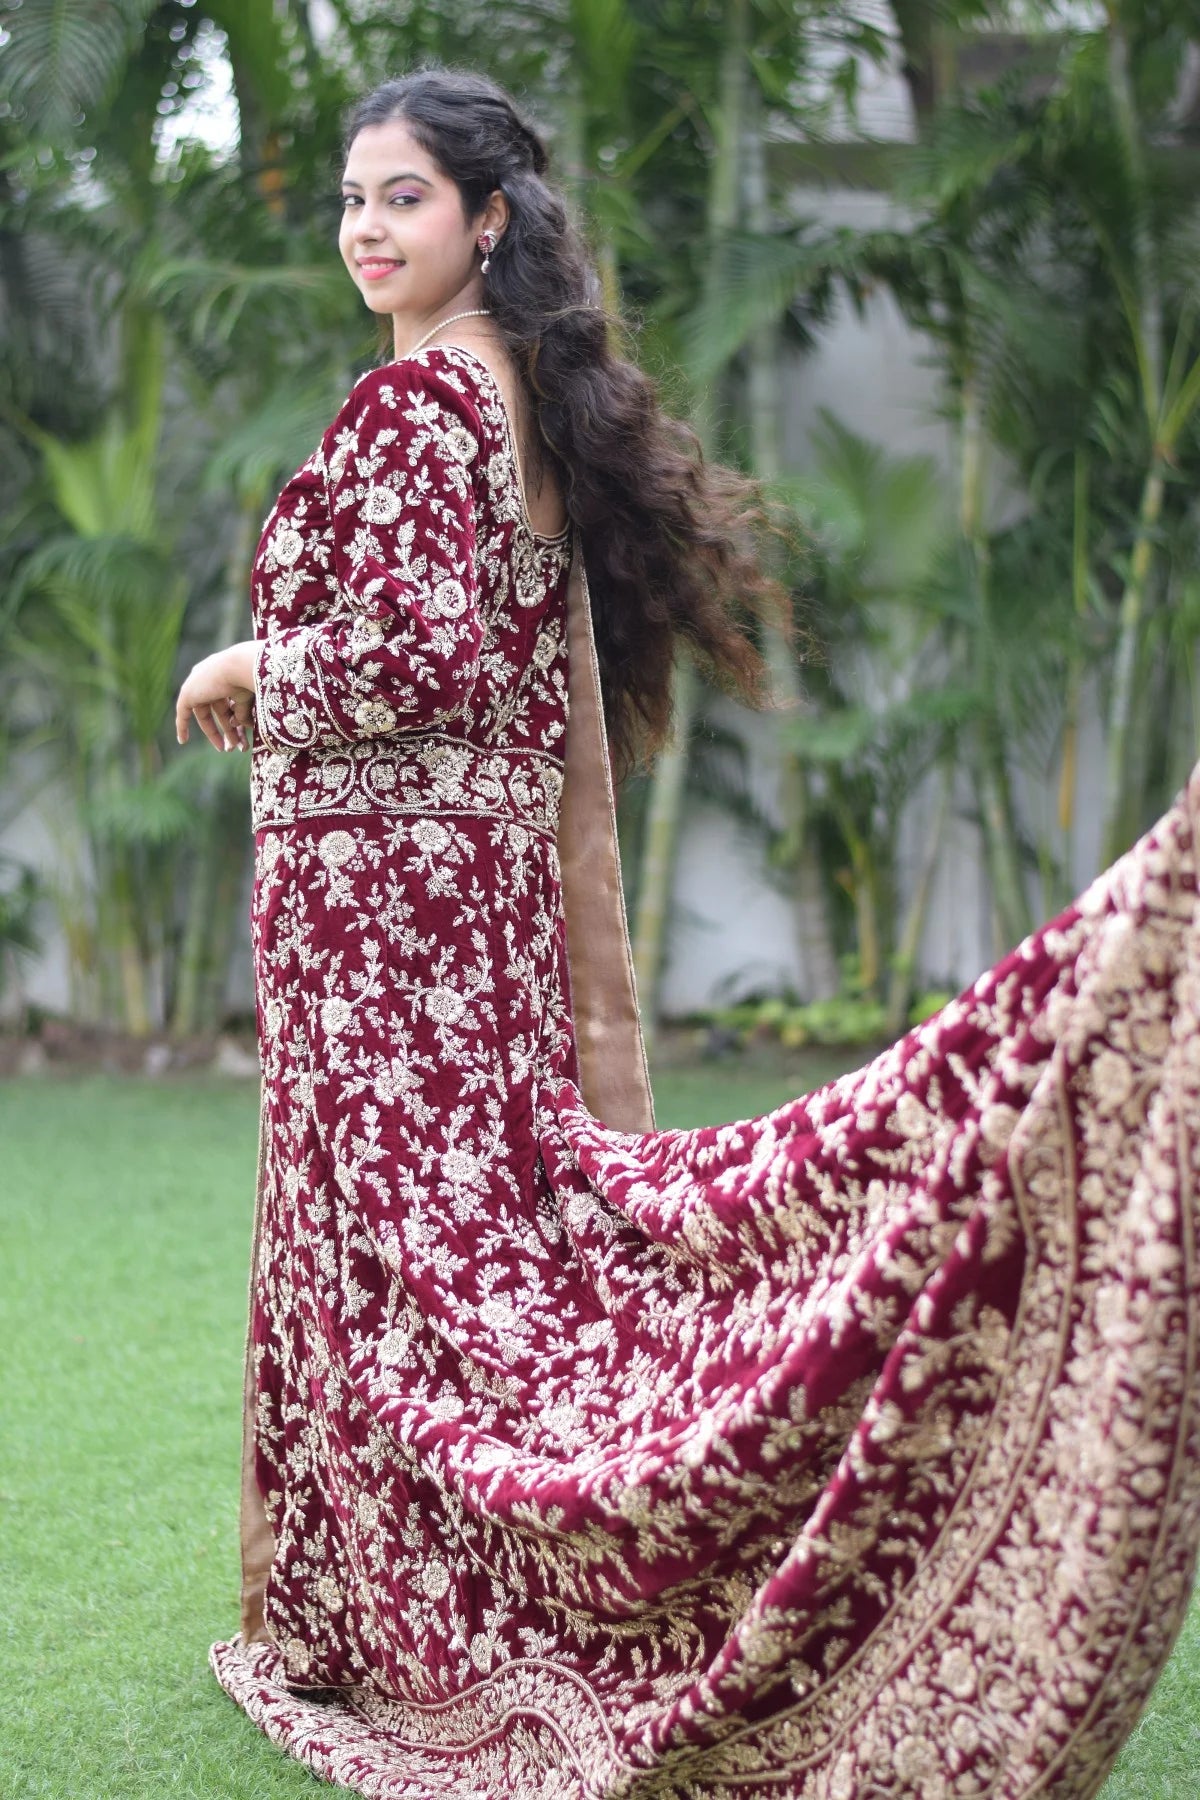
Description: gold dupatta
238,530,655,1639
556,532,656,1135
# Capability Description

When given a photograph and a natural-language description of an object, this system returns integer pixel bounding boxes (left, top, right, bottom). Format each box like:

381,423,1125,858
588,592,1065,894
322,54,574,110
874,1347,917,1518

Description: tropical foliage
677,0,1200,1025
2,0,1199,1042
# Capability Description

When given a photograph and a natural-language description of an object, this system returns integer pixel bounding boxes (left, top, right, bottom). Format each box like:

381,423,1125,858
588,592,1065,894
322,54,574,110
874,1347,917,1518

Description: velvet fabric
210,344,1200,1797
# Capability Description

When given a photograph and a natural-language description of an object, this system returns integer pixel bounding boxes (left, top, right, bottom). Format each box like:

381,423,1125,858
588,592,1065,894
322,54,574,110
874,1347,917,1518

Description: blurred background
2,0,1200,1073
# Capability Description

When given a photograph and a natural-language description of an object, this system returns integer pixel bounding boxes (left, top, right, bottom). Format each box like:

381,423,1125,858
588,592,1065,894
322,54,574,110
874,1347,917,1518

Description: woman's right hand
175,642,258,752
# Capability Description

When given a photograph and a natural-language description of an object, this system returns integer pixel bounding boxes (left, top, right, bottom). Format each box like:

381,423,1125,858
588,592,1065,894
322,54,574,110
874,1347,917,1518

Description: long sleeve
253,363,484,751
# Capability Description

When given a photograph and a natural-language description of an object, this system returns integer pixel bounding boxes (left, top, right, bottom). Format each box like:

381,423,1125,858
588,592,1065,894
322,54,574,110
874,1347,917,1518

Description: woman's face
339,119,494,326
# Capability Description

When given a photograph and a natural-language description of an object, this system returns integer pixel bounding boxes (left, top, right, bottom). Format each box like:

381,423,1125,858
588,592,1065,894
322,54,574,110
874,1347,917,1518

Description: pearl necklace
405,308,493,357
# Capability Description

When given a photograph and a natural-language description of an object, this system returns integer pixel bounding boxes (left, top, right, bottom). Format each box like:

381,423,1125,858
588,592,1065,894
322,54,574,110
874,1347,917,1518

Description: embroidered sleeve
253,364,483,749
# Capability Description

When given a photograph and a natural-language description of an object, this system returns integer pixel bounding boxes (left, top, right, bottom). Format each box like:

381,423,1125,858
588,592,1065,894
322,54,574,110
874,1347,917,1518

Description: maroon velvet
210,345,1200,1798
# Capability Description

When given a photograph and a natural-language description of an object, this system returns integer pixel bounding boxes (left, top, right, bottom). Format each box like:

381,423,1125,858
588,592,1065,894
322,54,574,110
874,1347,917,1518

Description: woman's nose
350,202,387,238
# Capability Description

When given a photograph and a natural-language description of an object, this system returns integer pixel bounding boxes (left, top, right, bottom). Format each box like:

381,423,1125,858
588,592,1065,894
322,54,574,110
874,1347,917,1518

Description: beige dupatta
238,532,655,1639
555,532,656,1136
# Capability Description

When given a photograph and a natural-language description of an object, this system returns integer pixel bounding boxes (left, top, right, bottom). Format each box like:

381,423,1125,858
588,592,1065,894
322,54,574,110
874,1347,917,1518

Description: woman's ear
481,188,510,243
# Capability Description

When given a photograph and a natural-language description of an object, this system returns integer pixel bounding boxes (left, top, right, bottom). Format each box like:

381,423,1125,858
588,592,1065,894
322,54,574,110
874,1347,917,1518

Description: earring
477,230,496,274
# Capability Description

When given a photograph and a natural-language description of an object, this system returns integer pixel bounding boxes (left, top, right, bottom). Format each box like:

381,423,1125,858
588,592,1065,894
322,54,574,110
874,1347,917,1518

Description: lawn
1,1068,1196,1798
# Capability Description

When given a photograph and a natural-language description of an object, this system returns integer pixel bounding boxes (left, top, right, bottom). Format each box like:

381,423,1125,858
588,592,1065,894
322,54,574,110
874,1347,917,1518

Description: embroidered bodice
249,345,574,837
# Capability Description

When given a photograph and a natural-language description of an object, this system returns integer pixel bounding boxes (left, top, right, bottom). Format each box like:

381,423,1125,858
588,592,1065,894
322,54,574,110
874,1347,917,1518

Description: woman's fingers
176,688,250,751
186,699,242,752
216,697,248,751
215,696,246,750
175,654,254,750
192,701,230,752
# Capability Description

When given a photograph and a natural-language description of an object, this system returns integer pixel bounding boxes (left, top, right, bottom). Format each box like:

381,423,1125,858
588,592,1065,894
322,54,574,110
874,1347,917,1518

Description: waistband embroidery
250,733,565,839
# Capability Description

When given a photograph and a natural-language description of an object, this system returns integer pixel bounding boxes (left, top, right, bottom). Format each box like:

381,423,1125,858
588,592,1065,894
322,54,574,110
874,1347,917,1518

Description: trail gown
210,343,1200,1799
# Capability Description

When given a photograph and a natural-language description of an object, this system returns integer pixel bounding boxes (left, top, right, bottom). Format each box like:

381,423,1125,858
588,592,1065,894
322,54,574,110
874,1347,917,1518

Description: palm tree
677,10,1200,950
628,0,751,1045
4,302,193,1031
740,71,840,1003
878,10,1200,879
628,0,887,1035
1083,2,1200,862
0,0,360,1032
779,411,968,1017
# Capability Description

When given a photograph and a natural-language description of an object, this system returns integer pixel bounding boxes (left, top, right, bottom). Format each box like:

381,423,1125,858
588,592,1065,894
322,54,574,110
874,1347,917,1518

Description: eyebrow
340,172,433,190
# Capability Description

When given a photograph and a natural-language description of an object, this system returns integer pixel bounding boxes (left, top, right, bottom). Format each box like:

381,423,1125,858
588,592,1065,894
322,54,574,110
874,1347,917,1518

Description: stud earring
477,231,497,274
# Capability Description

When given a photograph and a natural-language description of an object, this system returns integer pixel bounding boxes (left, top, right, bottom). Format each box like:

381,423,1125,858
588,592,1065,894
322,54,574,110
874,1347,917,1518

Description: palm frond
35,415,158,541
570,0,640,118
678,227,833,379
8,532,165,617
784,686,981,766
140,258,348,348
84,777,199,850
775,410,952,602
202,381,346,499
0,0,150,141
0,854,42,965
161,744,253,803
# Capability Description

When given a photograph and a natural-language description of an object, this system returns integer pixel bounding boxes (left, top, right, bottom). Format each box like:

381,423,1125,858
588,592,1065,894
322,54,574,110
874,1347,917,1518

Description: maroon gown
209,343,1200,1798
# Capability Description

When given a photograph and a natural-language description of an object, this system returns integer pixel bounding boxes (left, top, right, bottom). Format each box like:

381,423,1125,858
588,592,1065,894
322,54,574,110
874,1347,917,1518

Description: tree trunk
630,658,697,1047
741,80,839,1002
1056,447,1091,907
114,858,152,1036
959,367,1031,947
885,759,952,1037
1101,460,1165,864
974,717,1031,954
628,0,748,1036
1099,7,1165,867
170,792,250,1040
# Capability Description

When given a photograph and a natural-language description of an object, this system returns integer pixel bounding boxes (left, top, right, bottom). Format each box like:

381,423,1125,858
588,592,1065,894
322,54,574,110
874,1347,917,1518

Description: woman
176,67,1200,1800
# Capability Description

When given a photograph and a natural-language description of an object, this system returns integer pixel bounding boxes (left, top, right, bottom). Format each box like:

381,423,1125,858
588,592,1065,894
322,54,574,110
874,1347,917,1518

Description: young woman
177,67,1200,1800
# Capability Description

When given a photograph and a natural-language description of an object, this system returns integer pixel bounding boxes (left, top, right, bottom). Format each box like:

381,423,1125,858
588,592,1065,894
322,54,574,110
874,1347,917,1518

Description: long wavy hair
342,67,794,779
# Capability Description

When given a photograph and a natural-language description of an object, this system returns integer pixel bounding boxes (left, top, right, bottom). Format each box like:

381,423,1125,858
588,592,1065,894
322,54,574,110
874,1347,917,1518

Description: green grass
0,1069,1195,1798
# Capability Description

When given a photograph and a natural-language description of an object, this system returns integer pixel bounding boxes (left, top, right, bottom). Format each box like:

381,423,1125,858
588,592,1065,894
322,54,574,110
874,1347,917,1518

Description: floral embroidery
210,346,1200,1798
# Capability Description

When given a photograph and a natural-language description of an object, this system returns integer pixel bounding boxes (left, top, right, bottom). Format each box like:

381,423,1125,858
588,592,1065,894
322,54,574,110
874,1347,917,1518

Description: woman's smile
357,257,406,281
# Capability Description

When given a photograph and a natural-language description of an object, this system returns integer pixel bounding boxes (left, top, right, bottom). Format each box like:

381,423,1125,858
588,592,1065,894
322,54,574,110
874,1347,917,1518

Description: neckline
391,341,572,549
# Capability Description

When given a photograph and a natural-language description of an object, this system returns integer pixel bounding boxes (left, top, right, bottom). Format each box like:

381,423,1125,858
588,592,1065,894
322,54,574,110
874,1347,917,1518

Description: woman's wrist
220,640,259,692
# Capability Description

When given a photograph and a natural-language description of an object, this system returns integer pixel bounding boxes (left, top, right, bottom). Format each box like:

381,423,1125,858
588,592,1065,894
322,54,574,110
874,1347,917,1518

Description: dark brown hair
343,67,793,779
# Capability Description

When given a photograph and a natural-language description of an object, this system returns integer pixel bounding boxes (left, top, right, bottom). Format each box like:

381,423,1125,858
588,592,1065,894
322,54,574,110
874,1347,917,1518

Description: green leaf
0,0,151,141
